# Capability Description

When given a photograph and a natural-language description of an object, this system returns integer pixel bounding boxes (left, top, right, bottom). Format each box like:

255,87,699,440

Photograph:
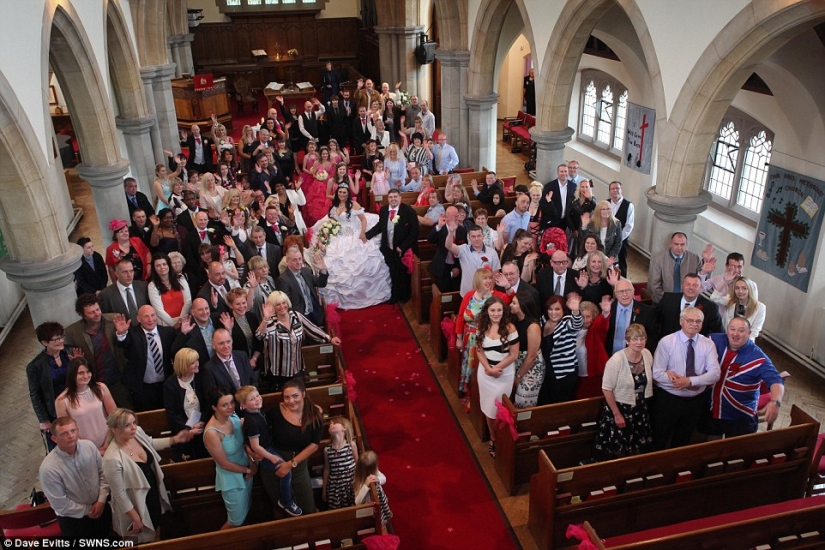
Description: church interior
1,1,825,547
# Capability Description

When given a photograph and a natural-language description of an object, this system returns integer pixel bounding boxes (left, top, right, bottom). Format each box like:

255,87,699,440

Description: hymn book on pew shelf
725,458,745,472
704,461,725,476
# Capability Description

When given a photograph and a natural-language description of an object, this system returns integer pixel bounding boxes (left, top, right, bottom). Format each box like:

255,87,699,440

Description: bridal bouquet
397,90,412,107
313,218,341,253
315,169,329,182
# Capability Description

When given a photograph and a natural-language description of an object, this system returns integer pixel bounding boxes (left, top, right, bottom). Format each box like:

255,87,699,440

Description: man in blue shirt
432,133,459,174
500,193,530,244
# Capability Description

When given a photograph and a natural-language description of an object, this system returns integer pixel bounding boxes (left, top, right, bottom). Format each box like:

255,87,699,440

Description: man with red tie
180,124,214,174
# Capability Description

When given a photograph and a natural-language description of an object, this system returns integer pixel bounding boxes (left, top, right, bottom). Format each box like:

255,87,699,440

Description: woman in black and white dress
476,296,520,457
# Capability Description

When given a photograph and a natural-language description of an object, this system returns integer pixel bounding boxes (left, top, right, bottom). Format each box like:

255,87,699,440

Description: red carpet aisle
338,305,519,549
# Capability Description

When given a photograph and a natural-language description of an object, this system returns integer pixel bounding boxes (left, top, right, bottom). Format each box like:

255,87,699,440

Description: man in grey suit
201,328,254,409
98,259,149,324
275,245,328,326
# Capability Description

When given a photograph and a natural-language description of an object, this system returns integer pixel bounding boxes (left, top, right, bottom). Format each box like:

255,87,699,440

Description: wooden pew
494,395,605,495
429,284,462,362
410,255,433,324
137,378,355,462
528,405,820,550
581,496,825,549
147,503,382,549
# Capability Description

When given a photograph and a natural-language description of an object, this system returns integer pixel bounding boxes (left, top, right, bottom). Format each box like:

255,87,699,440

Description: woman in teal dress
203,388,257,529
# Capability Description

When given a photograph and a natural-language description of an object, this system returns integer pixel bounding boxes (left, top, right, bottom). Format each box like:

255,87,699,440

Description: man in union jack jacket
702,316,784,438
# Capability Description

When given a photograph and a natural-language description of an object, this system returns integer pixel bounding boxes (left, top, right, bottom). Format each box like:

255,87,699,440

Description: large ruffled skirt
310,214,391,309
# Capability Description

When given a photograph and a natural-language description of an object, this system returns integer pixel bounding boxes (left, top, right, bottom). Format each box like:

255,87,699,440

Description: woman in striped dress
256,290,341,391
538,293,583,405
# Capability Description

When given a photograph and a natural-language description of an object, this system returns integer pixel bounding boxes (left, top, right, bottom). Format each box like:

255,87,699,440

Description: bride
310,183,391,309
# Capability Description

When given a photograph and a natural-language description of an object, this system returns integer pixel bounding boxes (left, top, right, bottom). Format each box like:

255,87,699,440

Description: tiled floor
1,136,823,550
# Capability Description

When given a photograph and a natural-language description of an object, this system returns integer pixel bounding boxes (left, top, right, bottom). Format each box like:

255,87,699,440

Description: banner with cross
623,102,655,175
751,165,824,292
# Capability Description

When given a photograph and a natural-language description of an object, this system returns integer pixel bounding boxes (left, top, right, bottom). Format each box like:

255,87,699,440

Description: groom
365,188,419,304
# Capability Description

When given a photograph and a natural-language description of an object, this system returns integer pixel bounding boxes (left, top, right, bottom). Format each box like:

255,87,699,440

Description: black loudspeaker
415,42,437,64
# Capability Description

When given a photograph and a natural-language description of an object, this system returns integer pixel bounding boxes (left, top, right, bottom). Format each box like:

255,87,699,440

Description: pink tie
389,209,396,221
199,230,206,240
196,137,201,144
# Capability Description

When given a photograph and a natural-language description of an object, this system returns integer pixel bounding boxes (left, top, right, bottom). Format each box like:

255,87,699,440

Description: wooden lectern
172,77,232,132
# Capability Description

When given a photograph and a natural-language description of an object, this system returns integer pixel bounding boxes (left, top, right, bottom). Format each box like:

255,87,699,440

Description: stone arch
129,0,168,67
467,0,535,97
46,4,122,167
106,0,149,120
433,0,468,51
0,70,82,326
657,1,825,199
44,3,130,248
537,0,664,133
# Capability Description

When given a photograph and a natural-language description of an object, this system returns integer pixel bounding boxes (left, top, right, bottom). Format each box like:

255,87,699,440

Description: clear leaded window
577,70,628,157
703,109,773,220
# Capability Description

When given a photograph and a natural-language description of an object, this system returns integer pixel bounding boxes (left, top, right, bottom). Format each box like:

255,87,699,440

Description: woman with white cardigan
102,408,197,542
710,276,766,340
594,323,654,460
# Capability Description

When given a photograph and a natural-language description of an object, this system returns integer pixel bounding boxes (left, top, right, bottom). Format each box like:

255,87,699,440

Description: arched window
703,109,773,221
578,70,628,158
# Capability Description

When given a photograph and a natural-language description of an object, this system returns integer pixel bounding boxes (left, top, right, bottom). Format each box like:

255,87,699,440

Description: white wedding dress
310,207,391,309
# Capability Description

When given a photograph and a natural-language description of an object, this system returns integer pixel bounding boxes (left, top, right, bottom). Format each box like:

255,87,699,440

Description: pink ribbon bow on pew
566,524,601,550
494,399,518,441
345,370,357,402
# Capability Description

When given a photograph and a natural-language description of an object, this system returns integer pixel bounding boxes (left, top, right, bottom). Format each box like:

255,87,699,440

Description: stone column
436,49,470,167
0,246,83,327
168,36,183,78
531,127,575,183
645,187,713,252
141,63,179,158
181,34,195,76
464,94,498,172
374,26,425,97
76,160,132,247
116,116,157,195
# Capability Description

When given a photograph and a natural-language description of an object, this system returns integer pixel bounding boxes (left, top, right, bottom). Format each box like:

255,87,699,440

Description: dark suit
116,325,176,411
326,102,351,149
125,191,155,218
366,203,419,303
427,223,467,293
130,224,153,250
536,267,580,307
181,134,214,173
182,223,227,269
539,178,577,231
259,221,285,248
74,253,109,296
351,117,371,155
202,351,254,397
176,208,201,238
497,280,540,307
214,311,263,360
163,373,207,433
171,322,214,366
98,281,150,321
653,293,723,345
604,299,655,355
320,69,340,103
196,281,232,316
244,241,281,280
275,268,329,325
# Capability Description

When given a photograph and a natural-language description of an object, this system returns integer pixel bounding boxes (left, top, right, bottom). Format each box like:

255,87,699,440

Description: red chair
809,432,825,496
500,176,516,195
0,503,61,539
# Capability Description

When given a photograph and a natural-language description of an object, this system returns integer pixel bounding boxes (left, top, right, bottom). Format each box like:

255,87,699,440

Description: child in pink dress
304,146,334,227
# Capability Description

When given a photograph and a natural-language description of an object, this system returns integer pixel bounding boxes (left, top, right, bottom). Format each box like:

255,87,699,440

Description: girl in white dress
310,183,391,309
